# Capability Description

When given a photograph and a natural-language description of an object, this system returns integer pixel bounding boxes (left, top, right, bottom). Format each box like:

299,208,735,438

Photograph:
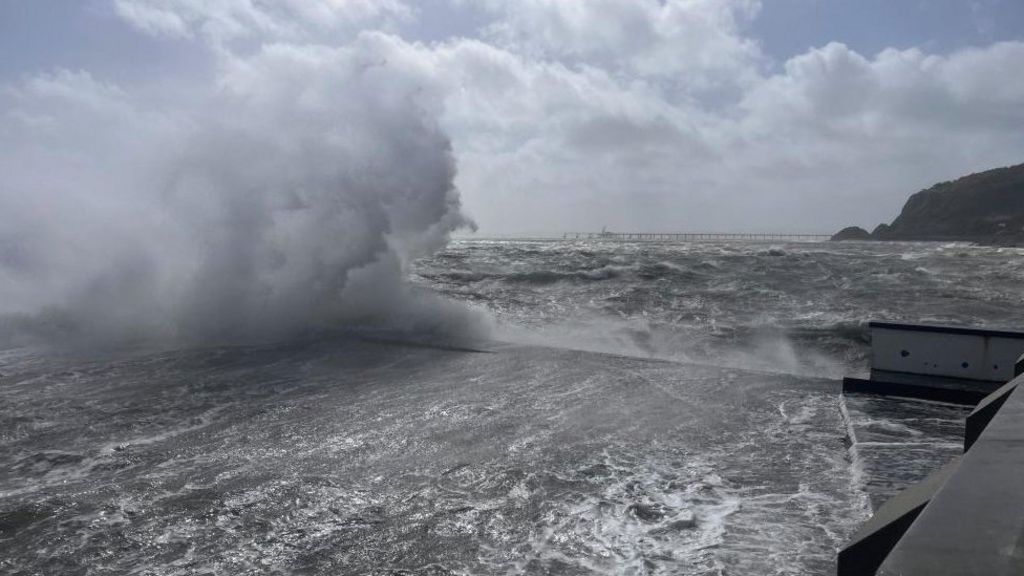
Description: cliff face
833,163,1024,244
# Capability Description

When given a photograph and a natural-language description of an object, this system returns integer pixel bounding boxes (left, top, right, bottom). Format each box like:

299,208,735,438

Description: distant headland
832,162,1024,246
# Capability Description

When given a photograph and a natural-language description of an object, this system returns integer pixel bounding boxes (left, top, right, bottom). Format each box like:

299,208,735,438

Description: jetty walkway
561,232,831,241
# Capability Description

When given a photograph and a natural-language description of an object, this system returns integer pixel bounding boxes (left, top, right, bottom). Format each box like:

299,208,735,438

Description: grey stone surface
877,376,1024,575
965,380,1019,451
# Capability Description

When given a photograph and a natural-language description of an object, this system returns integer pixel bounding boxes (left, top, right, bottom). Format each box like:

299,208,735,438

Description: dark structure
841,321,1024,404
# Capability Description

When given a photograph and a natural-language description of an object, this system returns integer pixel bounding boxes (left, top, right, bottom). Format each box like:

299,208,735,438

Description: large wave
0,34,488,348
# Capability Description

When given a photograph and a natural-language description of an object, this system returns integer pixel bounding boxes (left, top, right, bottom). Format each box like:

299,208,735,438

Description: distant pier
561,232,831,241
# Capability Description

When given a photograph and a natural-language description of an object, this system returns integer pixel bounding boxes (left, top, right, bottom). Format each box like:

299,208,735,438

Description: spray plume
0,33,487,348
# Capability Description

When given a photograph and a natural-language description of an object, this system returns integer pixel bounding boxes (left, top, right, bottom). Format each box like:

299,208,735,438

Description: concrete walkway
877,375,1024,575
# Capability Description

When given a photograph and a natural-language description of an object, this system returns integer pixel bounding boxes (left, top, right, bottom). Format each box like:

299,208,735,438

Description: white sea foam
838,394,872,515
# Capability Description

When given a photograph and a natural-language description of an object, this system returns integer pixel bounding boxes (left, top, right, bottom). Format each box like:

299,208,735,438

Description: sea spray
0,35,488,347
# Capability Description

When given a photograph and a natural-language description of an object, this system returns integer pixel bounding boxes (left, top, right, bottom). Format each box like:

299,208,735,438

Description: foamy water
2,239,1014,574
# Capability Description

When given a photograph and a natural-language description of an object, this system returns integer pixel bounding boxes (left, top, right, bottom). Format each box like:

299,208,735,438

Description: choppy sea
3,239,1022,575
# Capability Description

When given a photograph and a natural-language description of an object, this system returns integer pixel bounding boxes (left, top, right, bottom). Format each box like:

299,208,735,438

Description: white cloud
114,0,413,43
7,0,1024,258
420,29,1024,233
469,0,764,95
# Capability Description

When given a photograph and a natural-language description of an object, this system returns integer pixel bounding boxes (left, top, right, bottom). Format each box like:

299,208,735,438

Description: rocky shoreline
832,163,1024,246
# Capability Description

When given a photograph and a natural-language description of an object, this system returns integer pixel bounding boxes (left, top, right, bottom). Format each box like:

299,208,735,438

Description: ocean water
2,239,1022,575
416,239,1024,376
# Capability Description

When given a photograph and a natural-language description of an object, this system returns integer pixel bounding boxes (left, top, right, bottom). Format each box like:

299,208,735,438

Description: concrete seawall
875,375,1024,574
840,375,1024,574
838,323,1024,574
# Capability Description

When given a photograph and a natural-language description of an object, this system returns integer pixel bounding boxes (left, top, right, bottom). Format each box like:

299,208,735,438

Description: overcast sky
3,0,1024,234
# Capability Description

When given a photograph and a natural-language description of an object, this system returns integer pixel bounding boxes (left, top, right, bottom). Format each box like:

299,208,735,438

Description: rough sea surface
3,239,1022,575
417,239,1024,376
